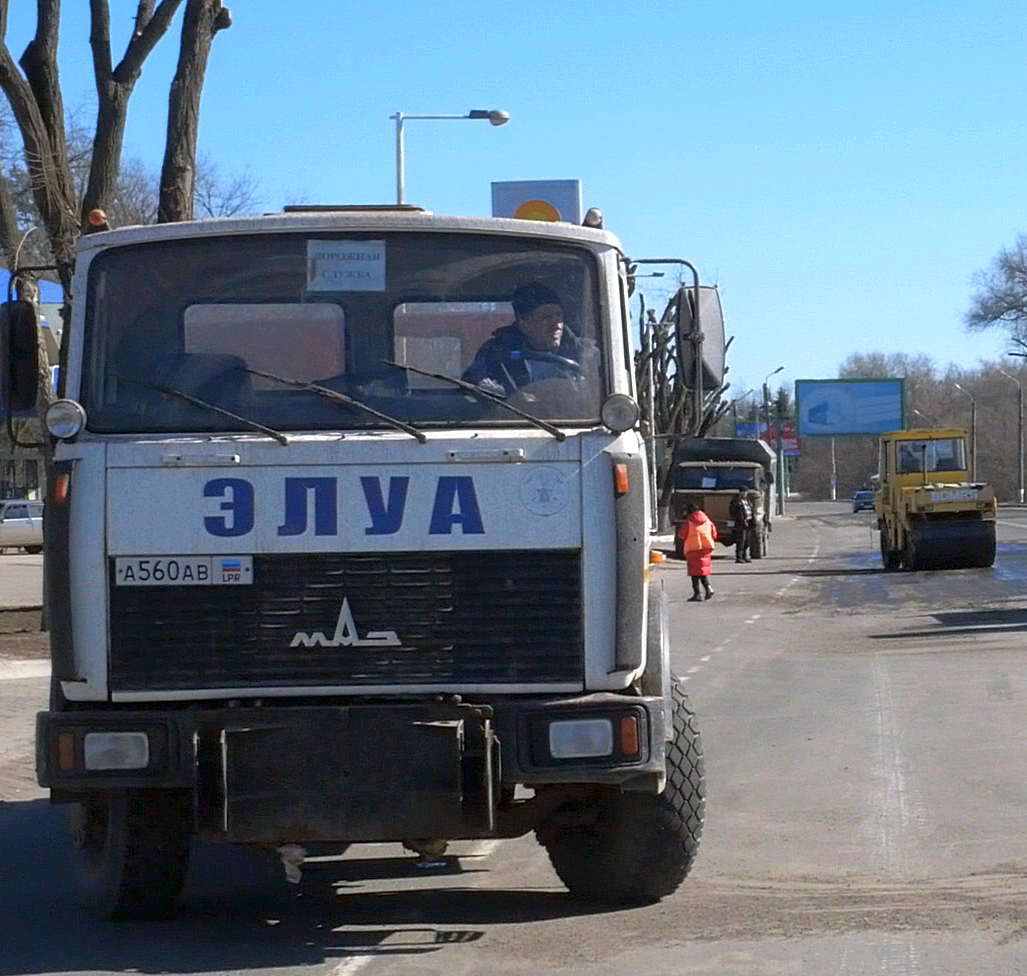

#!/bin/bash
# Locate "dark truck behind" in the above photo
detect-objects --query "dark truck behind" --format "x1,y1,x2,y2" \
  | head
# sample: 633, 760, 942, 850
670, 437, 775, 559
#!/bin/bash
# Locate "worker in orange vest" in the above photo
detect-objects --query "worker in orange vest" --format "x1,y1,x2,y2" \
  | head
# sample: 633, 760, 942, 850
678, 503, 718, 601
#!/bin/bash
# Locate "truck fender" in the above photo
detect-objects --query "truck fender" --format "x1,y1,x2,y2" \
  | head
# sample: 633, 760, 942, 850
640, 579, 673, 741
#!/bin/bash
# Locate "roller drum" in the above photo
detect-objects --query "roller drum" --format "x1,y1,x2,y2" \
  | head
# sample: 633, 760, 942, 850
903, 519, 996, 571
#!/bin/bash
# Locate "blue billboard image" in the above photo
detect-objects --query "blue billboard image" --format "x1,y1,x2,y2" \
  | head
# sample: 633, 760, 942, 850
795, 379, 905, 436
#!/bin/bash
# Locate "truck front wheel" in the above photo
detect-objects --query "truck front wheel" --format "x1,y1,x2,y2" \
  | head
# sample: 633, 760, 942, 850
67, 789, 193, 920
537, 685, 705, 904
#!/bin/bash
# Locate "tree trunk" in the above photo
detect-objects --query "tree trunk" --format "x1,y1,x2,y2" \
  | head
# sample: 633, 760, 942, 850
158, 0, 230, 223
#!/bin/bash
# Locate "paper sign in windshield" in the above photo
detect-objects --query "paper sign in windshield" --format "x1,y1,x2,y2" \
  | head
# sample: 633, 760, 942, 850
307, 240, 385, 292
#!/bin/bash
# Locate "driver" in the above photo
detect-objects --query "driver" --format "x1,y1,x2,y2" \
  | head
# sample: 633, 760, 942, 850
462, 282, 584, 396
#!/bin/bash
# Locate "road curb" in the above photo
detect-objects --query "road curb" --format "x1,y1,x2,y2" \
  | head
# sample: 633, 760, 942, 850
0, 606, 43, 634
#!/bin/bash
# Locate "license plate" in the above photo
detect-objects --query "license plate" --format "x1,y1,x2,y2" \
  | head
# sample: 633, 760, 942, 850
114, 556, 253, 586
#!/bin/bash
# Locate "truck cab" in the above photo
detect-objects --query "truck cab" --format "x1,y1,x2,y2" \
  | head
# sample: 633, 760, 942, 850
3, 207, 708, 917
669, 437, 775, 558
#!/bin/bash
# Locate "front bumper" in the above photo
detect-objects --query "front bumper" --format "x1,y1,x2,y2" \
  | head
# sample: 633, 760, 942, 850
37, 694, 668, 842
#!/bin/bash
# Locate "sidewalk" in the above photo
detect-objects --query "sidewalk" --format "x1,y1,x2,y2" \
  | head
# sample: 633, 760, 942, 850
0, 554, 42, 615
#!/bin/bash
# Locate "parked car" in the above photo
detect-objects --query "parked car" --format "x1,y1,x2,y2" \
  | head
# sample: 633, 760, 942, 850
0, 499, 43, 553
852, 490, 875, 513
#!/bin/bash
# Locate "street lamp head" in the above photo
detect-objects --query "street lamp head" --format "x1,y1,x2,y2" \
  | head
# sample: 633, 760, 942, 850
468, 109, 511, 126
998, 368, 1018, 384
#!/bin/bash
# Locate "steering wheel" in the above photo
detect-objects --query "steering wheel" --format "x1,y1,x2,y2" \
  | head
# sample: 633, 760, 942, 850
517, 349, 584, 377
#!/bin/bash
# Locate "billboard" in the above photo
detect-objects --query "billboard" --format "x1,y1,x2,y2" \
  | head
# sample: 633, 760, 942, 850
735, 421, 801, 455
491, 180, 583, 224
795, 378, 904, 436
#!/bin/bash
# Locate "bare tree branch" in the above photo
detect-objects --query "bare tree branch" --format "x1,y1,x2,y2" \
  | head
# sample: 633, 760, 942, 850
965, 234, 1027, 348
82, 0, 184, 227
158, 0, 231, 222
88, 0, 113, 81
116, 0, 184, 84
135, 1, 157, 36
19, 0, 75, 227
0, 42, 77, 282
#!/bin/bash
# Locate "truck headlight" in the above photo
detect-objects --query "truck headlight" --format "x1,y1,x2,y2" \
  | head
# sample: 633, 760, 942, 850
601, 394, 639, 433
44, 399, 86, 439
83, 732, 149, 770
548, 718, 614, 759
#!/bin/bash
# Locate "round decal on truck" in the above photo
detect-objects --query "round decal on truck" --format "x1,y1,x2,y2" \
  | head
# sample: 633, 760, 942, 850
520, 467, 569, 517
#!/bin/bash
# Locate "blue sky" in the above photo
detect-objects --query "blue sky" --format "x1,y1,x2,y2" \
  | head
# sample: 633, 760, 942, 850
6, 1, 1026, 399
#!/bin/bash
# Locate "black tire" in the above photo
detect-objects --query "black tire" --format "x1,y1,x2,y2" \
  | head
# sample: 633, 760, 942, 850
750, 527, 764, 559
880, 528, 901, 571
23, 545, 42, 554
67, 789, 193, 920
537, 683, 705, 904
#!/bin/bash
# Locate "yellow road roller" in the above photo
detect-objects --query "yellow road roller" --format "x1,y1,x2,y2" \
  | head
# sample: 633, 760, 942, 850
875, 428, 996, 571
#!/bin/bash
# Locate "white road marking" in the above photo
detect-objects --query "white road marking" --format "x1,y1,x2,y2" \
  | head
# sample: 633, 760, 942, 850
328, 959, 373, 976
0, 659, 49, 681
699, 655, 711, 662
325, 838, 502, 976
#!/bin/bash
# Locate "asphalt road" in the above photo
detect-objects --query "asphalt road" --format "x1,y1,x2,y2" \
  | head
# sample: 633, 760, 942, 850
2, 502, 1026, 975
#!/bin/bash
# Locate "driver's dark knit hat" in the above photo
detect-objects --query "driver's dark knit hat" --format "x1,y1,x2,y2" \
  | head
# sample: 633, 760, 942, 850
512, 282, 562, 318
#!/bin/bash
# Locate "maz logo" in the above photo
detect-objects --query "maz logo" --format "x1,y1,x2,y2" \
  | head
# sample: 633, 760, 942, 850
290, 598, 401, 648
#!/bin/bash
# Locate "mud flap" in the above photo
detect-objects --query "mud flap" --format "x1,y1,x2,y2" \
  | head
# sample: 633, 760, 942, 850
213, 706, 496, 843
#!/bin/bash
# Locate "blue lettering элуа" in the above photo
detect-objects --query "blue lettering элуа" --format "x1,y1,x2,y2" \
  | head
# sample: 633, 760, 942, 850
203, 479, 254, 537
278, 477, 338, 536
429, 476, 484, 535
361, 476, 409, 535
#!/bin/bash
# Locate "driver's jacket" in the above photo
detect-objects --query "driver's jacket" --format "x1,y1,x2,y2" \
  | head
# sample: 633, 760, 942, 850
462, 323, 585, 396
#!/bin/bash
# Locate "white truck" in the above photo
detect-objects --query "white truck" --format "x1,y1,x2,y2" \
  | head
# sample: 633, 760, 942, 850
2, 206, 707, 918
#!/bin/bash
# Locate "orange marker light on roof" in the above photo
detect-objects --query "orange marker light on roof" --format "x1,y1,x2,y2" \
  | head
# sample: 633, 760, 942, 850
87, 209, 108, 228
613, 463, 629, 496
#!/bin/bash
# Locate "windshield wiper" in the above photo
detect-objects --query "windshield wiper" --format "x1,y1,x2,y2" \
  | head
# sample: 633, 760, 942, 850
118, 374, 289, 445
382, 360, 566, 442
240, 367, 427, 444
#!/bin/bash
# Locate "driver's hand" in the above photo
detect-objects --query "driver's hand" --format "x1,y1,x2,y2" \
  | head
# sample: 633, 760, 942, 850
477, 377, 506, 398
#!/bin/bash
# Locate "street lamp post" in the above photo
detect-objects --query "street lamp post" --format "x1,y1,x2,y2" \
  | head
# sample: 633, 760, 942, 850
762, 366, 784, 514
999, 368, 1024, 503
729, 389, 756, 436
953, 383, 977, 482
391, 109, 510, 204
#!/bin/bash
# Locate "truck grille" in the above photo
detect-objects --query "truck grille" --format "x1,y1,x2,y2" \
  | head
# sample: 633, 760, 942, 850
108, 550, 582, 692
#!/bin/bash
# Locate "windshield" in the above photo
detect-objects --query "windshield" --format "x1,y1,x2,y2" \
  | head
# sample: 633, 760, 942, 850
80, 232, 604, 435
675, 465, 757, 490
895, 438, 966, 474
